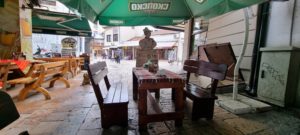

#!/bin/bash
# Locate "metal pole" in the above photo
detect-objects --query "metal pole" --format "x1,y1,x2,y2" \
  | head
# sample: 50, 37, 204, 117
233, 8, 250, 100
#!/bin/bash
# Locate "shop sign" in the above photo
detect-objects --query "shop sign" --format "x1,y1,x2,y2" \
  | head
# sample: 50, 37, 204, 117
130, 2, 170, 12
61, 37, 77, 49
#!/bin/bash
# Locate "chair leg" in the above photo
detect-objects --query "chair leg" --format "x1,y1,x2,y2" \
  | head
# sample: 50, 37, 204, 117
191, 100, 201, 121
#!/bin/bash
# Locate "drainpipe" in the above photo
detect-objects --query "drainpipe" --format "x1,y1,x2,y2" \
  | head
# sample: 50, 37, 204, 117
248, 2, 270, 96
233, 8, 250, 100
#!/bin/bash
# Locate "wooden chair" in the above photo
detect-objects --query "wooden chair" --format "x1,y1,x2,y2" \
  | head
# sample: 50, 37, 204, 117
0, 63, 10, 91
183, 60, 227, 120
8, 61, 70, 101
87, 61, 128, 128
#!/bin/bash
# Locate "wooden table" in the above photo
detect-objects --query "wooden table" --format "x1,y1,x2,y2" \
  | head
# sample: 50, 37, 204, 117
132, 67, 185, 129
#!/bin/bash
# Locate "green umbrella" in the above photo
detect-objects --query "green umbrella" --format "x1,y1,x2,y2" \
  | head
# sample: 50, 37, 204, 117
32, 9, 92, 37
58, 0, 267, 26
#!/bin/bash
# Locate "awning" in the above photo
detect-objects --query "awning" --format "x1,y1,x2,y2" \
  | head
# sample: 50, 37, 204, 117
32, 9, 92, 37
155, 42, 177, 49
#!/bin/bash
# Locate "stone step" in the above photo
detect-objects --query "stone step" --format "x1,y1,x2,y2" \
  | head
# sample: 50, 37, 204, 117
216, 93, 272, 114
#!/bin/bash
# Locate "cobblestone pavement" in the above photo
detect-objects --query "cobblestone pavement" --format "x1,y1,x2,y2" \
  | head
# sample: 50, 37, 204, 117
1, 60, 300, 135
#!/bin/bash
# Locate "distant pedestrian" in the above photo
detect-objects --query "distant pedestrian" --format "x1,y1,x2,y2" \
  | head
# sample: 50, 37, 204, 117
168, 49, 175, 63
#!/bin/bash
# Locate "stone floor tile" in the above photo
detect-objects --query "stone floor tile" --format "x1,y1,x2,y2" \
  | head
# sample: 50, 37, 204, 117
68, 108, 90, 116
80, 118, 101, 130
43, 112, 69, 121
29, 121, 62, 135
64, 115, 86, 125
86, 105, 101, 119
214, 112, 239, 120
254, 128, 277, 135
52, 122, 81, 135
224, 118, 267, 135
148, 122, 170, 134
207, 119, 243, 135
77, 129, 103, 135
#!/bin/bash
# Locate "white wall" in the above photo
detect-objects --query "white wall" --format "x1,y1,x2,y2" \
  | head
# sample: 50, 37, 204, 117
266, 0, 295, 47
120, 27, 144, 42
32, 34, 82, 56
292, 0, 300, 47
104, 26, 149, 47
266, 0, 300, 47
152, 34, 178, 42
104, 28, 114, 46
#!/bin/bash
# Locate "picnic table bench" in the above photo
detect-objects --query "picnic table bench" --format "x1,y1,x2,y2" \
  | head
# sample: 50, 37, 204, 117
87, 61, 128, 128
35, 57, 82, 78
8, 61, 70, 101
183, 60, 227, 120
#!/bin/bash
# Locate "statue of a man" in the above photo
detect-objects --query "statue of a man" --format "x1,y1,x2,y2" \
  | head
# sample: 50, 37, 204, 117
139, 27, 156, 50
136, 27, 158, 67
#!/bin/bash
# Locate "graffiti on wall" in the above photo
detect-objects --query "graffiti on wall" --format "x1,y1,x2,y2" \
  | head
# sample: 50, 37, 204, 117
262, 62, 285, 86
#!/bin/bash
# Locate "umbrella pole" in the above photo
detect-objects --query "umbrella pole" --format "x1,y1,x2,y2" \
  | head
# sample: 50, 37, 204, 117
233, 8, 250, 100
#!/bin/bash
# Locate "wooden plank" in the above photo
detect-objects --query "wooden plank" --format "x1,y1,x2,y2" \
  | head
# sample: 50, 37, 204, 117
113, 83, 122, 103
43, 61, 66, 69
207, 19, 257, 40
104, 84, 117, 104
89, 62, 107, 74
207, 30, 256, 46
92, 68, 108, 85
120, 82, 129, 103
184, 60, 227, 80
147, 91, 162, 115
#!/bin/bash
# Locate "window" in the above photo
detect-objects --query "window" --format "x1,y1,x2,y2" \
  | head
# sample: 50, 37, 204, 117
106, 35, 111, 42
113, 34, 118, 42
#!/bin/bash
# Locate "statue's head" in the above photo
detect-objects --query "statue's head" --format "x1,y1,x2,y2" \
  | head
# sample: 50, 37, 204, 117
143, 27, 152, 38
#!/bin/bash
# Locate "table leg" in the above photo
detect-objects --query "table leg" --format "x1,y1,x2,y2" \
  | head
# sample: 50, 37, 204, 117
133, 72, 138, 100
175, 87, 184, 126
138, 88, 147, 128
171, 88, 175, 101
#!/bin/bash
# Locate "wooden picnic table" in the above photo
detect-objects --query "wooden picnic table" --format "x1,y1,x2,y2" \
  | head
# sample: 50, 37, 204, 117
34, 57, 83, 77
0, 60, 46, 91
132, 67, 185, 129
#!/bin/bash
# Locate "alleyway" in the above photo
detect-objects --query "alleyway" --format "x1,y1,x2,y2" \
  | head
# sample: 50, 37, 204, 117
1, 60, 300, 135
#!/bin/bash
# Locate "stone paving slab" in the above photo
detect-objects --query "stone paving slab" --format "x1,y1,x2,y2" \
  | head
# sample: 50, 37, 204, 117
217, 93, 272, 114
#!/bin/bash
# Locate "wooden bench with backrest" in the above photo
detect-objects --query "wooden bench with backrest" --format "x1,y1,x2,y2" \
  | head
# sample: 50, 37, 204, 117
0, 63, 10, 91
183, 60, 227, 120
87, 61, 128, 128
8, 61, 70, 101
